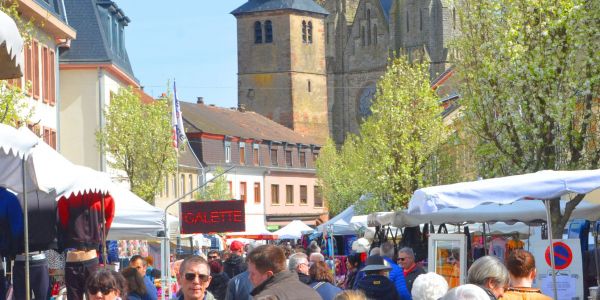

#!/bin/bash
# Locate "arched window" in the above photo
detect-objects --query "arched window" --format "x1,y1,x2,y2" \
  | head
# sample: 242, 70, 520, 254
361, 26, 365, 46
265, 20, 273, 43
254, 21, 263, 44
373, 24, 377, 45
367, 9, 371, 45
307, 21, 313, 44
302, 21, 307, 43
420, 9, 423, 31
308, 80, 311, 92
406, 11, 409, 32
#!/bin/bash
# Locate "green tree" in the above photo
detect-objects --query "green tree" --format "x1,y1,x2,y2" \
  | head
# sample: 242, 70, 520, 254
317, 57, 448, 214
194, 167, 230, 201
455, 0, 600, 237
96, 87, 176, 204
0, 1, 35, 126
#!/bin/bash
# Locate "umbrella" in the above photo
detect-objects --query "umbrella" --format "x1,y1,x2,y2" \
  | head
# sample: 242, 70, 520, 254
407, 169, 600, 299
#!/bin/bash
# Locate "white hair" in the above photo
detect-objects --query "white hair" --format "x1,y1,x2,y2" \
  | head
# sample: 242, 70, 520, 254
411, 272, 449, 300
309, 252, 325, 262
440, 284, 490, 300
288, 252, 308, 271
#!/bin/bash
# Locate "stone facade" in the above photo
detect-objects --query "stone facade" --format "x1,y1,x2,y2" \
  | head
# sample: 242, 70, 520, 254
235, 10, 329, 144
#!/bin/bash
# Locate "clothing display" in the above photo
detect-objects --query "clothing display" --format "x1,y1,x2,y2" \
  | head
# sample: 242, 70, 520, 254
13, 256, 50, 300
64, 257, 98, 300
0, 188, 24, 258
45, 249, 66, 270
489, 237, 507, 263
57, 193, 114, 251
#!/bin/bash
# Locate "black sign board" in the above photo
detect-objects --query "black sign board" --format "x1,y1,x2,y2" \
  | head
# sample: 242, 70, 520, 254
180, 200, 245, 234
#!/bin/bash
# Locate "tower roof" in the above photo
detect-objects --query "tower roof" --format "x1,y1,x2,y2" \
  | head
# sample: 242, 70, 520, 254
231, 0, 329, 16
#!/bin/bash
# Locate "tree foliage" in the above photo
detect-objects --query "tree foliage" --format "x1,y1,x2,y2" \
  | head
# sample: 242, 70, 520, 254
317, 57, 448, 214
194, 167, 230, 201
455, 0, 600, 237
96, 87, 176, 204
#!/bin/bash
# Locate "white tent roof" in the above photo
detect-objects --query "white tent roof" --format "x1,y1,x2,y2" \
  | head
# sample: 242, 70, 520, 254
408, 169, 600, 214
316, 205, 357, 235
399, 199, 600, 227
0, 10, 23, 79
107, 185, 166, 240
274, 220, 313, 240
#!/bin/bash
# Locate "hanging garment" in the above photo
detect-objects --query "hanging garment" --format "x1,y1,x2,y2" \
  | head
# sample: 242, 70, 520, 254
57, 193, 114, 251
488, 237, 507, 263
12, 255, 50, 300
64, 257, 98, 300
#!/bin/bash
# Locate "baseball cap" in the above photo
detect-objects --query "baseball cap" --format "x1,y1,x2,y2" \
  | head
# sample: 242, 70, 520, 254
230, 241, 244, 252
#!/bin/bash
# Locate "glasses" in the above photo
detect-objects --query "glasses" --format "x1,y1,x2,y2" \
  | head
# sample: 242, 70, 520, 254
184, 273, 210, 283
208, 256, 219, 259
88, 287, 113, 295
397, 257, 407, 261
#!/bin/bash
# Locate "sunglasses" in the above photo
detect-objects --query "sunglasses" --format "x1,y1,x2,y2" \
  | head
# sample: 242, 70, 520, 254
208, 256, 219, 259
88, 287, 113, 295
184, 273, 210, 282
397, 257, 407, 261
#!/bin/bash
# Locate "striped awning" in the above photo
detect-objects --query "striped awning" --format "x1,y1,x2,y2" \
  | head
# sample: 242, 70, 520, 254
0, 10, 24, 79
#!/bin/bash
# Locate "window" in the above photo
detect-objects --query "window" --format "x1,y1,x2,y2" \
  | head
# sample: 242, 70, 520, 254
374, 24, 377, 45
32, 40, 40, 99
181, 174, 186, 197
285, 150, 293, 167
406, 11, 409, 32
225, 142, 231, 163
302, 21, 307, 43
42, 46, 49, 103
24, 44, 32, 95
254, 21, 263, 44
254, 182, 261, 203
367, 9, 371, 45
240, 182, 247, 203
253, 145, 259, 165
270, 148, 278, 166
420, 9, 423, 31
42, 127, 56, 149
271, 184, 280, 205
189, 175, 194, 197
361, 26, 365, 46
300, 185, 307, 205
172, 175, 177, 198
299, 151, 307, 168
286, 185, 294, 204
240, 143, 245, 165
314, 186, 323, 207
313, 151, 319, 162
265, 20, 273, 43
308, 80, 311, 92
49, 49, 55, 106
307, 21, 313, 44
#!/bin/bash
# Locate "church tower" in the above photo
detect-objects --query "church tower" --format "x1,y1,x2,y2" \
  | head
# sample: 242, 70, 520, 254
232, 0, 330, 143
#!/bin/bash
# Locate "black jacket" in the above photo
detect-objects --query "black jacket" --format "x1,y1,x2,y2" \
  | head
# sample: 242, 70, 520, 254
298, 272, 312, 284
251, 270, 321, 300
404, 266, 426, 293
208, 271, 230, 300
223, 254, 247, 279
356, 274, 401, 300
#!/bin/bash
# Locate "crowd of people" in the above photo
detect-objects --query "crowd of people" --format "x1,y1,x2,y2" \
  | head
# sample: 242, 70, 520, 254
81, 240, 552, 300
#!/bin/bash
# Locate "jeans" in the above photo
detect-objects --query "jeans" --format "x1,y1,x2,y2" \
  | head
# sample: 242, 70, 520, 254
65, 257, 98, 300
13, 258, 49, 300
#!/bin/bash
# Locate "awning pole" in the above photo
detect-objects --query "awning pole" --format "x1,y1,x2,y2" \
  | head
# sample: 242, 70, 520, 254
22, 159, 30, 300
544, 199, 558, 300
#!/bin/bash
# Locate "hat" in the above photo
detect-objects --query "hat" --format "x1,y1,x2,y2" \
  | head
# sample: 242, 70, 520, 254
230, 241, 244, 252
360, 255, 391, 272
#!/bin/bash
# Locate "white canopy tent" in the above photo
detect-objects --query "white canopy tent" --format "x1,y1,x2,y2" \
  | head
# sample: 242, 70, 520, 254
406, 169, 600, 299
274, 220, 314, 240
0, 10, 23, 79
316, 205, 357, 235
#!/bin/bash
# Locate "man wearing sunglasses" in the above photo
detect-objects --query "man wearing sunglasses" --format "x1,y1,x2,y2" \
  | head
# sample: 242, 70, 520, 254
397, 247, 425, 293
177, 256, 215, 300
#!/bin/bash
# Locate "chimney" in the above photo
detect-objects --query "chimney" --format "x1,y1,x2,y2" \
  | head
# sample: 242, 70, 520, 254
197, 97, 204, 104
238, 103, 246, 112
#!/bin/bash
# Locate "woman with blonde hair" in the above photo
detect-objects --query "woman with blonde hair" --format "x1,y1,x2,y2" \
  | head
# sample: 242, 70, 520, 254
334, 290, 367, 300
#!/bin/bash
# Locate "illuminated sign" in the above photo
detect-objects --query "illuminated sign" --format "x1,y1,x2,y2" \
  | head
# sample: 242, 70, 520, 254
180, 200, 245, 234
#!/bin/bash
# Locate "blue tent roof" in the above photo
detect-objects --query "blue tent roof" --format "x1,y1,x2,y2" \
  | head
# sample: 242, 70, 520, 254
232, 0, 329, 16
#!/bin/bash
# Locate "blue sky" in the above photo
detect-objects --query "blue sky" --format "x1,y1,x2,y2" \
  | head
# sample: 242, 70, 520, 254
117, 1, 247, 108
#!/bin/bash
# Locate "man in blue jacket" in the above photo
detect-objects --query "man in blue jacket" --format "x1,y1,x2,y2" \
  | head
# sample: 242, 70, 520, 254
381, 242, 412, 300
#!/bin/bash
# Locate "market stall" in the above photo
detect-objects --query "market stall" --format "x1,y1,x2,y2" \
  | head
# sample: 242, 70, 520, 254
274, 220, 313, 240
407, 169, 600, 299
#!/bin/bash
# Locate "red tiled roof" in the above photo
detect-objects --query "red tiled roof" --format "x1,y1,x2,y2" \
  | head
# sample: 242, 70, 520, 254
180, 102, 321, 146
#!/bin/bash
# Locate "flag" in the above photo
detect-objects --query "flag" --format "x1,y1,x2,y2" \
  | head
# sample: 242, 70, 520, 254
172, 81, 186, 148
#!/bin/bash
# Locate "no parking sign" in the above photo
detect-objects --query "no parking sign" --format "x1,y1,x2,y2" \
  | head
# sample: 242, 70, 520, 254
545, 241, 573, 270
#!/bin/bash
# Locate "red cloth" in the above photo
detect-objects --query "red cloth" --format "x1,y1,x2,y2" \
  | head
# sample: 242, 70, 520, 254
57, 192, 114, 250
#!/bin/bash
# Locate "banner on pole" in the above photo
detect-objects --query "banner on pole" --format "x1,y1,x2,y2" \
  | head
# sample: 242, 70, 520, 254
180, 200, 245, 234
